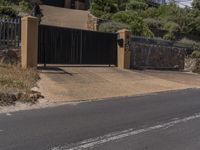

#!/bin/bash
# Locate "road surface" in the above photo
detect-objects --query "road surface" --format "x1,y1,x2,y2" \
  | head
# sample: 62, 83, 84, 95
1, 88, 200, 150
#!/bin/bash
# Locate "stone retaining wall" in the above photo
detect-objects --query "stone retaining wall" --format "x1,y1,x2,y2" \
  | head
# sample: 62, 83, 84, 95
87, 13, 98, 31
130, 43, 186, 70
185, 58, 200, 73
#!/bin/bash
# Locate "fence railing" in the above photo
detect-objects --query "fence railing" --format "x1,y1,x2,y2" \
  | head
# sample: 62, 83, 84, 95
0, 17, 21, 49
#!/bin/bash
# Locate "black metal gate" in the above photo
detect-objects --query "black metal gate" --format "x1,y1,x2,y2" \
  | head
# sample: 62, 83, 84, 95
42, 0, 65, 7
38, 25, 117, 65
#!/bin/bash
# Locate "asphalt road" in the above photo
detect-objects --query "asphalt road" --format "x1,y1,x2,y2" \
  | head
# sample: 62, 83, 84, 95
1, 88, 200, 150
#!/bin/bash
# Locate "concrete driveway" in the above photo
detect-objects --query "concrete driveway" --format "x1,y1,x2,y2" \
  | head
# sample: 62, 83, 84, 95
38, 67, 200, 102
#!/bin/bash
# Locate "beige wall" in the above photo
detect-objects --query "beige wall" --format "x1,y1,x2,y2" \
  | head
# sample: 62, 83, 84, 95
21, 16, 39, 68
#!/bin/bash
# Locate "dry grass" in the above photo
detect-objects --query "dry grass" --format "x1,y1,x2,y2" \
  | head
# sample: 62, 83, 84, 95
0, 63, 39, 93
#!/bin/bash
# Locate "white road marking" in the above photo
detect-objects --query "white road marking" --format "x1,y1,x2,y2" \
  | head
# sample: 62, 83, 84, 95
52, 113, 200, 150
6, 113, 12, 116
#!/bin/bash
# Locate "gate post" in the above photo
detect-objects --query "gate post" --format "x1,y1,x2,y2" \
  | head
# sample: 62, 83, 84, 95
117, 29, 131, 69
21, 16, 39, 68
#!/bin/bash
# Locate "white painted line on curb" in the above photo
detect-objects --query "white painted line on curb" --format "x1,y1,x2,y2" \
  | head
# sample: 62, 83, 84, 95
51, 113, 200, 150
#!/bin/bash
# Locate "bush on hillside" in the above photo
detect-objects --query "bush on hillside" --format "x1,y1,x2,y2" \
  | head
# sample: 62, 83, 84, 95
178, 38, 197, 45
142, 7, 160, 18
112, 11, 139, 24
0, 6, 17, 17
130, 19, 154, 37
90, 0, 119, 18
191, 51, 200, 58
98, 21, 130, 33
143, 18, 162, 29
163, 21, 181, 33
111, 10, 154, 36
19, 0, 32, 12
163, 32, 176, 41
127, 0, 148, 10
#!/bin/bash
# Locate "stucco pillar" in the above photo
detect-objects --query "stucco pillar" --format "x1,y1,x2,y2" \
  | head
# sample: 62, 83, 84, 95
75, 0, 86, 10
21, 16, 39, 68
64, 0, 71, 8
117, 29, 131, 69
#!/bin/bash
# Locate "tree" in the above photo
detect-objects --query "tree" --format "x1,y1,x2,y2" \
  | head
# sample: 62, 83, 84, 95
126, 0, 148, 11
192, 0, 200, 10
112, 11, 153, 36
112, 10, 139, 24
0, 0, 40, 17
90, 0, 200, 41
0, 6, 17, 18
90, 0, 119, 18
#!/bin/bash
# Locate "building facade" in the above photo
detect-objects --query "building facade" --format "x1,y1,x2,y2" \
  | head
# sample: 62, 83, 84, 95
42, 0, 90, 10
150, 0, 166, 4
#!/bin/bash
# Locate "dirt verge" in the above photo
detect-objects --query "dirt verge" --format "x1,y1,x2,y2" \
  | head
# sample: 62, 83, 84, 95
0, 63, 43, 106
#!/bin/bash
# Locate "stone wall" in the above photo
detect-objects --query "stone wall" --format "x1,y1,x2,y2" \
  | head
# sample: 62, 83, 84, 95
87, 13, 98, 31
185, 57, 200, 73
130, 43, 186, 70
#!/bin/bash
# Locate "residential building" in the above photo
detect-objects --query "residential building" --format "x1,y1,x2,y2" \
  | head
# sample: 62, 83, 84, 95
42, 0, 91, 10
146, 0, 166, 5
151, 0, 166, 4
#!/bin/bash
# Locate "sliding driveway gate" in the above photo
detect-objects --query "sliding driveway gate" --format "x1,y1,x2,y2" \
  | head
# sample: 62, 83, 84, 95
38, 25, 117, 65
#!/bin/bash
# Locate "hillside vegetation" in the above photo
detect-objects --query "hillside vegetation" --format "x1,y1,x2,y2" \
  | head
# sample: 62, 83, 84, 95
0, 0, 40, 17
90, 0, 200, 41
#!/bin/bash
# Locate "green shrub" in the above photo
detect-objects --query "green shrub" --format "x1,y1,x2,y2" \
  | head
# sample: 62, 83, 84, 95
19, 0, 31, 12
191, 50, 200, 58
178, 38, 197, 45
0, 6, 17, 17
163, 21, 181, 33
192, 0, 200, 10
142, 24, 154, 37
142, 7, 160, 18
0, 0, 10, 6
130, 19, 154, 37
163, 32, 176, 41
127, 1, 148, 10
143, 18, 162, 29
112, 10, 139, 24
111, 10, 154, 36
90, 9, 105, 18
98, 21, 130, 33
90, 0, 119, 18
100, 13, 113, 20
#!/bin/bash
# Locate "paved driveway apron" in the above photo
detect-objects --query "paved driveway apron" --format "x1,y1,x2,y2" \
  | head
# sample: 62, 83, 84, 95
38, 67, 200, 102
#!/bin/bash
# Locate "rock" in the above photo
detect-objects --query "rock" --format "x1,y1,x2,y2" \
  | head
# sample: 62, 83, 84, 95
0, 92, 17, 106
29, 92, 44, 103
31, 87, 39, 92
185, 58, 200, 73
0, 49, 19, 64
0, 90, 44, 106
193, 59, 200, 73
